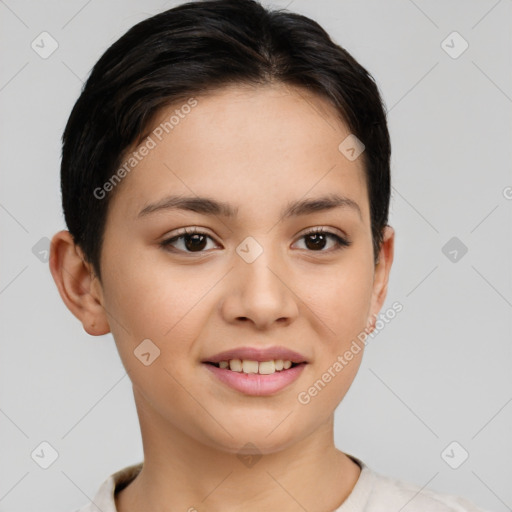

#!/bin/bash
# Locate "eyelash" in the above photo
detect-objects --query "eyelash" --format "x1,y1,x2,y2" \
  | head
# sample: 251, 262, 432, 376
159, 227, 351, 254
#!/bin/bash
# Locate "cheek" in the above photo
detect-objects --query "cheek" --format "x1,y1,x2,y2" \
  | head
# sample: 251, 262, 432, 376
305, 253, 374, 343
102, 240, 210, 335
295, 262, 371, 418
102, 261, 206, 411
101, 248, 229, 399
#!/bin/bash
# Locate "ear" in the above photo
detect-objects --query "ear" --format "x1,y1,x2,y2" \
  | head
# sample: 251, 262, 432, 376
49, 230, 110, 336
367, 225, 395, 332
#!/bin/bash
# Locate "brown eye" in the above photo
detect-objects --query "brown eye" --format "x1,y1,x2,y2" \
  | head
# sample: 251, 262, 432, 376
160, 228, 218, 253
295, 228, 351, 252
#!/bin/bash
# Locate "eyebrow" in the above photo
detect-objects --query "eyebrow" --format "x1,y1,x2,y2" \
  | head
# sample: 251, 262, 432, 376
137, 193, 362, 221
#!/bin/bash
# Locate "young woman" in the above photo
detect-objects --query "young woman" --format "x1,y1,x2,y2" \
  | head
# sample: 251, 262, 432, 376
50, 1, 490, 510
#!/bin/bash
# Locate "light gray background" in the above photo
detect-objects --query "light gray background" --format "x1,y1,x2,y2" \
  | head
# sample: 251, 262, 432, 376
1, 0, 511, 511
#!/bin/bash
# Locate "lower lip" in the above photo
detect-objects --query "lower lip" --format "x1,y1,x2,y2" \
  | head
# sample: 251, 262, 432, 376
203, 363, 307, 396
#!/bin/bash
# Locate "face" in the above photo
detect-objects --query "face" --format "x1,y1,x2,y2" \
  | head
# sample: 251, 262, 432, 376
60, 83, 393, 455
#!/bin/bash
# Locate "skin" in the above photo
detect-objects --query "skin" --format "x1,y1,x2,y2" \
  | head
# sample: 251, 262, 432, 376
50, 82, 394, 512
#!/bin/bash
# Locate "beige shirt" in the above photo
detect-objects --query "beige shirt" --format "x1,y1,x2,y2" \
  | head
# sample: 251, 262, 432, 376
74, 454, 492, 512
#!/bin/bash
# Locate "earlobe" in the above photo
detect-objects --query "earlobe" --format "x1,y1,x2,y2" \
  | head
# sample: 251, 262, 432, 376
368, 225, 395, 324
49, 230, 110, 336
366, 314, 376, 334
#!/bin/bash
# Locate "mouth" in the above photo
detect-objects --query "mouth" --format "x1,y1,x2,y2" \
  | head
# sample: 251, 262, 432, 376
200, 346, 309, 395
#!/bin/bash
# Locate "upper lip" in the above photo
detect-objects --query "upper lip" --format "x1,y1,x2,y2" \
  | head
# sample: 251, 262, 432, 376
202, 346, 309, 364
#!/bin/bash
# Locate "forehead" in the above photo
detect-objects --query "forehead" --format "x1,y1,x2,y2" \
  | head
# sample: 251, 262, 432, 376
108, 83, 369, 224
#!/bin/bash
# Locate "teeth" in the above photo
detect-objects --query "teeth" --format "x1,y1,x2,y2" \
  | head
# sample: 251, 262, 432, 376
242, 360, 259, 373
217, 359, 296, 374
229, 359, 243, 372
258, 360, 275, 375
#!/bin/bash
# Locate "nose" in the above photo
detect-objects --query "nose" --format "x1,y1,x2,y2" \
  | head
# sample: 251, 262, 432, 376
220, 245, 299, 330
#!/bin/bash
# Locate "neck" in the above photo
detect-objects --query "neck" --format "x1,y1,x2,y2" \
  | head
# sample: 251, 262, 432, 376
115, 388, 361, 512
